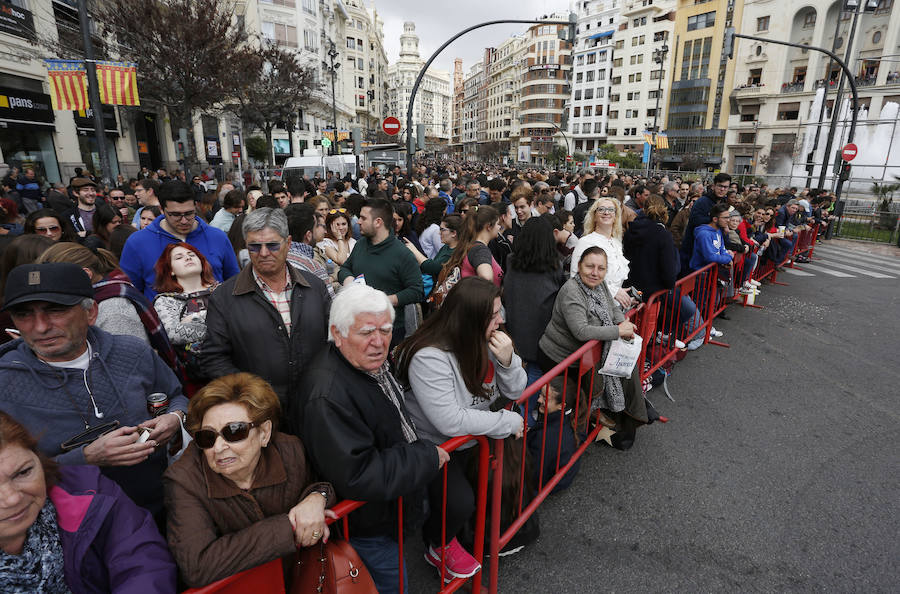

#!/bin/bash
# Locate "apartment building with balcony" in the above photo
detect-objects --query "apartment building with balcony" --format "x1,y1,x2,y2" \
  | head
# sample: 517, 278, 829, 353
518, 14, 573, 165
568, 0, 619, 155
606, 0, 676, 153
481, 35, 527, 161
462, 61, 483, 158
725, 0, 899, 178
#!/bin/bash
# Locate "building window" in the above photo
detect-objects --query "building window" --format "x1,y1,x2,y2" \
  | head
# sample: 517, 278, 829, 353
687, 11, 716, 31
777, 102, 800, 120
576, 72, 583, 83
739, 132, 756, 144
347, 38, 356, 49
613, 57, 623, 67
302, 0, 316, 14
803, 11, 816, 28
650, 69, 665, 80
585, 71, 595, 82
872, 31, 882, 44
757, 16, 769, 32
303, 29, 318, 51
748, 68, 762, 85
615, 39, 624, 50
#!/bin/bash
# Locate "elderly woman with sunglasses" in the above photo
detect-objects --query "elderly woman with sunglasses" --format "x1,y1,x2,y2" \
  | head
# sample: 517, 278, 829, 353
164, 372, 336, 588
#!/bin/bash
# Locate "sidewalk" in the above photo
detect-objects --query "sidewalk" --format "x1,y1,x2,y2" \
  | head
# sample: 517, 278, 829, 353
826, 238, 900, 259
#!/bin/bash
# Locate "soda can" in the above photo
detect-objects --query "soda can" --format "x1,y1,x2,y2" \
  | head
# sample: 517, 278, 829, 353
146, 392, 170, 417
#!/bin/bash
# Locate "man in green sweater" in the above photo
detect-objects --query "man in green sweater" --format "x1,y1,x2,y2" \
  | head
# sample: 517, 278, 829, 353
339, 198, 424, 346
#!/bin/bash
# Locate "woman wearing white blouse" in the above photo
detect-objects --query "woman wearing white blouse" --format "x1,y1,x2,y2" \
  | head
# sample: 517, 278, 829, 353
570, 197, 636, 309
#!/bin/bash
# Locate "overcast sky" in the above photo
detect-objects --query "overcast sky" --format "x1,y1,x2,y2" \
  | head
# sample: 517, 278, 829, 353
375, 0, 573, 76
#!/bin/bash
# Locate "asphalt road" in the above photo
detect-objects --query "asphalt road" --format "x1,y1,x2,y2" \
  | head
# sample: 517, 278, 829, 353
410, 241, 900, 593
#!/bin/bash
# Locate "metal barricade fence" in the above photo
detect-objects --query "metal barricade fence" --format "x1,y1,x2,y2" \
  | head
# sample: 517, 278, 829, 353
182, 434, 491, 594
185, 225, 824, 594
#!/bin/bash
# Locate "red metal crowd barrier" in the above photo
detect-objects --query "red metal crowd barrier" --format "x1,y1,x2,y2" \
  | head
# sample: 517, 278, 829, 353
182, 434, 491, 594
183, 224, 824, 594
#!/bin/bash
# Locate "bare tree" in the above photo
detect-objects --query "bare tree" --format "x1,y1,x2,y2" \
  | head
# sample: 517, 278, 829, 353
226, 45, 318, 167
93, 0, 259, 173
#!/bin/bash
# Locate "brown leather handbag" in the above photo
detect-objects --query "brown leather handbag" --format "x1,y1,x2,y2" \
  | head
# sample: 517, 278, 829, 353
291, 540, 377, 594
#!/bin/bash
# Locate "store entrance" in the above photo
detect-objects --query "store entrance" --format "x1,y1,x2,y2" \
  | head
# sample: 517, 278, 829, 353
135, 111, 162, 170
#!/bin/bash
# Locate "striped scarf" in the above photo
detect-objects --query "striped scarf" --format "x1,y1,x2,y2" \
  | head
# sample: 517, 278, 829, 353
93, 269, 186, 383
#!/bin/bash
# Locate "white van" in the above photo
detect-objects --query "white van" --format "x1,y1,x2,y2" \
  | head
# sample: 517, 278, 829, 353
281, 150, 358, 189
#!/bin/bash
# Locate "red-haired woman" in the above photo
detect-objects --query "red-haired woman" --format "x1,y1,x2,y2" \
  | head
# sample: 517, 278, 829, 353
152, 242, 218, 385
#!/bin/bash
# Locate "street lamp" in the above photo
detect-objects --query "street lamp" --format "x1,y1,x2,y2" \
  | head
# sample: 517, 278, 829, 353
647, 42, 669, 175
324, 41, 341, 156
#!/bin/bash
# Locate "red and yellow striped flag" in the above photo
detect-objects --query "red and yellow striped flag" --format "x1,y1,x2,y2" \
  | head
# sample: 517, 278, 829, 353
96, 61, 140, 106
44, 60, 89, 111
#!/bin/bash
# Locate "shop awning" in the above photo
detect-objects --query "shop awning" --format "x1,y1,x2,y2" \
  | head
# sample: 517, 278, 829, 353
590, 30, 614, 40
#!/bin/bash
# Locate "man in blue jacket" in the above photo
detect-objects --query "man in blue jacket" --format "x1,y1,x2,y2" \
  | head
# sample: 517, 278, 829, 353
690, 202, 735, 271
119, 180, 239, 299
680, 172, 731, 275
0, 262, 188, 519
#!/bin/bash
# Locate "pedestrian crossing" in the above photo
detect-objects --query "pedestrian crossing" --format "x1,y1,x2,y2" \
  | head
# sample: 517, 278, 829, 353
779, 243, 900, 280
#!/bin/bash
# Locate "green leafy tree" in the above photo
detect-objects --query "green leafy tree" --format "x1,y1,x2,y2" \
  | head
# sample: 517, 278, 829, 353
245, 137, 269, 164
94, 0, 260, 174
547, 144, 568, 166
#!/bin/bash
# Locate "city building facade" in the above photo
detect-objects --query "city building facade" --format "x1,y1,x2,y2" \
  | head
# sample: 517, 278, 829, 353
568, 0, 618, 155
659, 0, 743, 169
607, 0, 676, 153
481, 36, 527, 162
386, 22, 452, 152
518, 14, 573, 165
462, 61, 483, 159
725, 0, 900, 181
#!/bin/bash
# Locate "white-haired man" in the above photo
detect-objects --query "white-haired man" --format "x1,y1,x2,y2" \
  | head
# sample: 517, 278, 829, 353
292, 284, 448, 594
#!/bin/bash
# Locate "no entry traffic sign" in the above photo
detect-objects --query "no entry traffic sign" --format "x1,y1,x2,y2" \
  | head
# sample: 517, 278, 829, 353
841, 143, 858, 162
382, 117, 401, 136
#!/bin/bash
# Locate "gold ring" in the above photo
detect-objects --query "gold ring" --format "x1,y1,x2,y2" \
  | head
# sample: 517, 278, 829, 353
312, 530, 321, 539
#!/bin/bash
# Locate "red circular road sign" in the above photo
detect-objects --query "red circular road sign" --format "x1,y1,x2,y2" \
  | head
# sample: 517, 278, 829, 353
382, 117, 401, 136
841, 143, 858, 161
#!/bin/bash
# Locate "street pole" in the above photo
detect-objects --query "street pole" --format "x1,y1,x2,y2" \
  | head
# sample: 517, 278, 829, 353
647, 43, 668, 176
806, 11, 845, 188
404, 14, 577, 176
731, 31, 859, 240
76, 0, 112, 186
327, 42, 340, 156
816, 7, 861, 190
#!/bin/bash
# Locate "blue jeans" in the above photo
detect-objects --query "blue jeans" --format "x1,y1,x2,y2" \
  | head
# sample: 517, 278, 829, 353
349, 535, 409, 594
520, 360, 545, 427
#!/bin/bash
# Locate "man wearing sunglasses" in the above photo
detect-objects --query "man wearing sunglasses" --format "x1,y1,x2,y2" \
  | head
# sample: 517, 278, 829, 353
202, 208, 330, 410
120, 180, 240, 300
0, 262, 188, 520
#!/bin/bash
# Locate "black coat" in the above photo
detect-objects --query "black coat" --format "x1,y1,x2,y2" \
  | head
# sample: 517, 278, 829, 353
291, 345, 440, 538
623, 213, 679, 297
201, 263, 330, 409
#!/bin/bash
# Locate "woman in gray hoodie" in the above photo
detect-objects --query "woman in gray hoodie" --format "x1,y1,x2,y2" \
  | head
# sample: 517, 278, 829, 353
396, 277, 525, 582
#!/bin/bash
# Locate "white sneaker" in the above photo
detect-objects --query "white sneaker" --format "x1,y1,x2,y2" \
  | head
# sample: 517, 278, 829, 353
657, 332, 686, 349
710, 327, 724, 338
748, 279, 761, 287
686, 336, 705, 350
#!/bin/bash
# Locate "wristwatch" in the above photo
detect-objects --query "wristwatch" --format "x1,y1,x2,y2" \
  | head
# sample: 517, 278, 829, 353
318, 491, 329, 502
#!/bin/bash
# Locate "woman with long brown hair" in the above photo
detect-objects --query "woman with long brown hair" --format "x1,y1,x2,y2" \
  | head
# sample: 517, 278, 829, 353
396, 277, 525, 582
440, 204, 503, 286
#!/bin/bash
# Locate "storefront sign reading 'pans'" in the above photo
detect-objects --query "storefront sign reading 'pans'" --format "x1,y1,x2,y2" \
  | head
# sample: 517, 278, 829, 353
0, 87, 54, 127
0, 4, 36, 41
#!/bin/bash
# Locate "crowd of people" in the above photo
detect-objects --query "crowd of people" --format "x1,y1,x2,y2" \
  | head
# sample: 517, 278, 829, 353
0, 160, 832, 593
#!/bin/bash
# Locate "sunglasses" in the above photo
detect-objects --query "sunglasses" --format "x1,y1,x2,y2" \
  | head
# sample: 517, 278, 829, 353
329, 208, 347, 214
247, 241, 284, 253
36, 225, 61, 234
194, 421, 256, 449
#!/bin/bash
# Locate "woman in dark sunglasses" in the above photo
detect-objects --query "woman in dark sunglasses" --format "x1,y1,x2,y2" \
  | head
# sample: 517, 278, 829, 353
163, 373, 336, 587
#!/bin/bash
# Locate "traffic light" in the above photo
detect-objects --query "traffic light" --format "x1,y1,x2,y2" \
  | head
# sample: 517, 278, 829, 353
839, 161, 852, 182
416, 124, 426, 152
351, 127, 362, 155
558, 12, 577, 43
723, 27, 735, 60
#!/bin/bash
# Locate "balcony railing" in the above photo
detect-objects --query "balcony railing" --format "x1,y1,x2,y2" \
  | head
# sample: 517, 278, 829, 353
855, 75, 877, 87
780, 81, 805, 94
732, 84, 763, 95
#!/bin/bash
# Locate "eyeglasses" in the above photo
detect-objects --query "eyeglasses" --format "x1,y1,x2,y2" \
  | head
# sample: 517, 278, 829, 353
166, 210, 195, 220
329, 208, 347, 214
247, 240, 285, 253
715, 184, 730, 190
193, 421, 256, 449
36, 225, 61, 234
596, 207, 616, 214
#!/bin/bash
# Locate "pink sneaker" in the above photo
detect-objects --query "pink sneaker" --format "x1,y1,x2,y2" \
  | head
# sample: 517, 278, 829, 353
424, 538, 482, 580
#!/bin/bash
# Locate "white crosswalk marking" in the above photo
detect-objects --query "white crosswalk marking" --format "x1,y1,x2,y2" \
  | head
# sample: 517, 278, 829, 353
797, 263, 856, 277
812, 257, 896, 278
780, 268, 815, 277
815, 246, 900, 269
814, 253, 900, 275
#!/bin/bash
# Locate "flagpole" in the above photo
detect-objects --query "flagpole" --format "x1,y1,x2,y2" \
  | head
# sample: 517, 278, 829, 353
77, 0, 112, 187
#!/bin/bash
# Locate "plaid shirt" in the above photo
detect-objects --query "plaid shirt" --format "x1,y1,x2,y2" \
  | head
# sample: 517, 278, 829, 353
253, 267, 293, 334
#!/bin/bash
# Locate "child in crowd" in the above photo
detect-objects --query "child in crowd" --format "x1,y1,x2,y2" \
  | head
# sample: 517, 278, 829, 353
527, 377, 582, 494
